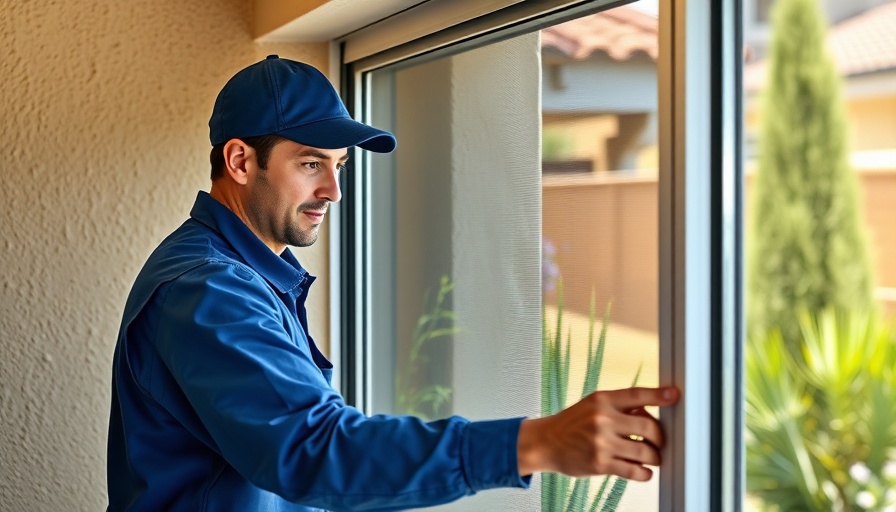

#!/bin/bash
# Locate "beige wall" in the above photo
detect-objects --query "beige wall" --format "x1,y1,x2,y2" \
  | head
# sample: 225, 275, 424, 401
543, 114, 619, 171
544, 168, 896, 332
0, 1, 329, 509
543, 174, 659, 333
746, 92, 896, 153
847, 95, 896, 152
862, 170, 896, 317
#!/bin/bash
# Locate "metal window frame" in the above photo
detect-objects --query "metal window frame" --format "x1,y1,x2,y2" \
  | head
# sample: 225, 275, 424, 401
335, 0, 744, 509
658, 0, 743, 510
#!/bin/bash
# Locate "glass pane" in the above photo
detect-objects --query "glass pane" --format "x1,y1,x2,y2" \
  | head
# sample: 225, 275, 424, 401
369, 34, 542, 512
541, 2, 660, 510
366, 2, 661, 510
743, 0, 896, 510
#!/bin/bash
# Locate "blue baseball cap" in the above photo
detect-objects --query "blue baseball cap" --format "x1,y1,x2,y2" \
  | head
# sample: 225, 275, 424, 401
209, 55, 396, 153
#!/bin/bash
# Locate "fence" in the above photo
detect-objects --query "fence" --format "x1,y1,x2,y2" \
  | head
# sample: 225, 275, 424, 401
543, 165, 896, 331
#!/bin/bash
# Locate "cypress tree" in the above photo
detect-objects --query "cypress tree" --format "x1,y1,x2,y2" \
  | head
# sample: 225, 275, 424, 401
747, 0, 873, 345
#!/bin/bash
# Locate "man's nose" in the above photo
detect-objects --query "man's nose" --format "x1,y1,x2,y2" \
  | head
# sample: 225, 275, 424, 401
320, 167, 342, 203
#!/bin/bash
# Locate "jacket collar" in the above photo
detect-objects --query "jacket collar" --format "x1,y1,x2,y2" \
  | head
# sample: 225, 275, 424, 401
189, 191, 310, 295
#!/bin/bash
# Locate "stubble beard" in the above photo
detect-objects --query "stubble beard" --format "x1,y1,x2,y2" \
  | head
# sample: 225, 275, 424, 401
285, 222, 319, 247
285, 199, 329, 247
250, 171, 323, 248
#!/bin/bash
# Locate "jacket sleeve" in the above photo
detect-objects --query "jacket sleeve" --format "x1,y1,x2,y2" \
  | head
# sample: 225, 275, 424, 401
153, 261, 530, 511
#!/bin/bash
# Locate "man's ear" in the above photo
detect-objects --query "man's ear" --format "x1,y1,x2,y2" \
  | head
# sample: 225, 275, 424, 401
222, 139, 255, 185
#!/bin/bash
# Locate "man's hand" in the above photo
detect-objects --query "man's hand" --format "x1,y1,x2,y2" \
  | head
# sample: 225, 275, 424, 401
517, 386, 679, 481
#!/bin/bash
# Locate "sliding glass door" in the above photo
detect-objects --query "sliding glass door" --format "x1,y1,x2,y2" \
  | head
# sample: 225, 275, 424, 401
336, 1, 743, 510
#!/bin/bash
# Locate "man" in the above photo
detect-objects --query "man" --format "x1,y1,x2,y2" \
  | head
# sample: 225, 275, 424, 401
107, 55, 679, 511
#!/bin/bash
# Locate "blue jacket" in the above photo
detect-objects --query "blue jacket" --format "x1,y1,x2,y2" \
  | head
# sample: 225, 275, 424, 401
107, 191, 529, 511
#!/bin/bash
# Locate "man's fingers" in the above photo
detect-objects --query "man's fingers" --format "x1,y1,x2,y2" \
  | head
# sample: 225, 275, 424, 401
602, 458, 654, 482
606, 412, 664, 449
601, 386, 679, 410
602, 435, 662, 479
626, 406, 655, 418
531, 386, 680, 479
615, 436, 662, 467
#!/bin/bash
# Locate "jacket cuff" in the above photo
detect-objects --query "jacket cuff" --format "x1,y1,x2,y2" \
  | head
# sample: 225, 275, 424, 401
461, 417, 532, 492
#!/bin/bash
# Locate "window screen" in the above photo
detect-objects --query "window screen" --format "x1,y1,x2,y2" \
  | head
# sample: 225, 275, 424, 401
362, 3, 663, 510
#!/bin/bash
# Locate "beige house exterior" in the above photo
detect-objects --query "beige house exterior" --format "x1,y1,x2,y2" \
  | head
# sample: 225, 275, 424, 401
744, 1, 896, 155
744, 1, 896, 315
542, 3, 896, 324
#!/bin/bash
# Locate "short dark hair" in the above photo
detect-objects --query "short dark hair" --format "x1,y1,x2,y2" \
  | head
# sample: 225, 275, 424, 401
209, 134, 287, 181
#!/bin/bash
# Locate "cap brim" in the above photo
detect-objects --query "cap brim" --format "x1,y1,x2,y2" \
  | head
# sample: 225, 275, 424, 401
275, 117, 396, 153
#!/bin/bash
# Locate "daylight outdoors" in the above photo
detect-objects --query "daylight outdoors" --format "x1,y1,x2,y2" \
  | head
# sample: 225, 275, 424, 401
540, 3, 661, 510
742, 0, 896, 510
364, 0, 895, 510
543, 0, 896, 509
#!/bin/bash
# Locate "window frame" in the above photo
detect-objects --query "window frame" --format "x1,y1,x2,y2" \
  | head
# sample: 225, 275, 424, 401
658, 0, 744, 509
333, 0, 744, 509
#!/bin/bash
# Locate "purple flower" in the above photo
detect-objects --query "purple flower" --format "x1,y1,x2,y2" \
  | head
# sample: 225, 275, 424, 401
543, 239, 561, 293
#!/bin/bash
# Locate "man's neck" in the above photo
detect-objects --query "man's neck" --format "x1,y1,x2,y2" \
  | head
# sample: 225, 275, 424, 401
208, 183, 286, 255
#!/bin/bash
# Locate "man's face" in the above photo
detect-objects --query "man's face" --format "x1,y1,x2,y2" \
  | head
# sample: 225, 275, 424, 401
245, 139, 346, 249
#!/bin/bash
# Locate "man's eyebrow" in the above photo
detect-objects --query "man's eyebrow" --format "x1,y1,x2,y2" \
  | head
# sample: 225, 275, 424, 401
297, 148, 350, 162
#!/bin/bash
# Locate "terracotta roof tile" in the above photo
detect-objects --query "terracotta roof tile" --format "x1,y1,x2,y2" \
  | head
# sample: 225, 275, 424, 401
830, 2, 896, 76
541, 6, 658, 62
745, 2, 896, 91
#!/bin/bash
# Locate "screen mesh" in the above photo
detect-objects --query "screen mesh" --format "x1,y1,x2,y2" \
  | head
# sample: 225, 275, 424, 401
366, 5, 660, 509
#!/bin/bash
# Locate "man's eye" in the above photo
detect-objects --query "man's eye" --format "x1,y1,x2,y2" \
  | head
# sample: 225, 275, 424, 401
337, 164, 348, 173
304, 161, 320, 170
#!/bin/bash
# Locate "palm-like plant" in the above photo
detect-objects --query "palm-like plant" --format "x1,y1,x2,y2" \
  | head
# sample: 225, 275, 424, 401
396, 275, 458, 419
746, 309, 896, 511
542, 284, 641, 511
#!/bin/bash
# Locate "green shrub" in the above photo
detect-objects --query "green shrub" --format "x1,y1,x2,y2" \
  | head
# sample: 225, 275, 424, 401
395, 275, 457, 419
746, 309, 896, 510
541, 284, 641, 511
747, 0, 873, 347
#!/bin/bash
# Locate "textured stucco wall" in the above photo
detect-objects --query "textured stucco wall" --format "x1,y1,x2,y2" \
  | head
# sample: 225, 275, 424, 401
0, 1, 330, 509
